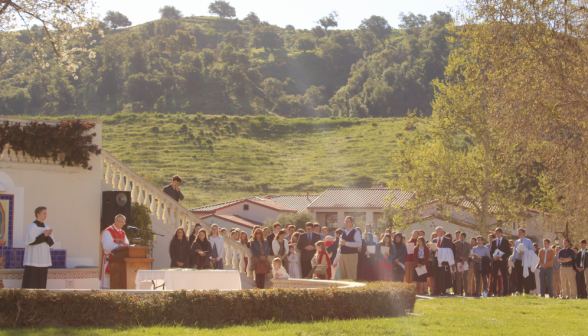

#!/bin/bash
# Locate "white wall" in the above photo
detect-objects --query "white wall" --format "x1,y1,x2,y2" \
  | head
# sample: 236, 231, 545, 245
310, 208, 378, 228
0, 120, 103, 268
202, 216, 253, 235
215, 201, 280, 224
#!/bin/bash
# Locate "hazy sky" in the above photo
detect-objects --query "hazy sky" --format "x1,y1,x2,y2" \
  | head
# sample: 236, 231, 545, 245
93, 0, 463, 30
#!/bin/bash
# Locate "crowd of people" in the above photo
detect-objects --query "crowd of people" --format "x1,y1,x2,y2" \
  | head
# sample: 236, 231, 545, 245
169, 215, 588, 296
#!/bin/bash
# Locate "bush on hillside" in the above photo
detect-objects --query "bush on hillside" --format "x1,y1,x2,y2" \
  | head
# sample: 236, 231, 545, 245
0, 282, 415, 327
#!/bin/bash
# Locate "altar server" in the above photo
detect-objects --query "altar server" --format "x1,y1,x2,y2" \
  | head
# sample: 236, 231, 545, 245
22, 206, 54, 289
99, 214, 129, 289
433, 226, 455, 296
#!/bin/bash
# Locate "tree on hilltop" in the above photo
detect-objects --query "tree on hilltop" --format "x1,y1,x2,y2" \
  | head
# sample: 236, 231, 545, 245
359, 15, 391, 43
250, 26, 283, 52
159, 6, 183, 20
103, 11, 132, 29
208, 1, 236, 19
318, 11, 339, 31
244, 12, 260, 26
311, 26, 326, 40
295, 37, 315, 52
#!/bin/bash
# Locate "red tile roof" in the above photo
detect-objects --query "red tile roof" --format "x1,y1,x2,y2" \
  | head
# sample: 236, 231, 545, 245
190, 196, 297, 213
201, 214, 264, 230
307, 188, 415, 209
263, 195, 319, 212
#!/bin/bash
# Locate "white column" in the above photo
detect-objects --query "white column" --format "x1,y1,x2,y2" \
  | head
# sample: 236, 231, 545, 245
124, 173, 131, 191
150, 193, 157, 213
111, 164, 119, 189
137, 184, 145, 204
242, 253, 248, 275
104, 160, 112, 184
142, 188, 150, 206
156, 199, 163, 219
117, 169, 125, 190
131, 181, 138, 201
162, 202, 169, 223
169, 206, 176, 226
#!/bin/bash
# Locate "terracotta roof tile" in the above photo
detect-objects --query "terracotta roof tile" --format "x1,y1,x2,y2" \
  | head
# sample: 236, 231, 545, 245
190, 196, 297, 213
263, 195, 319, 212
308, 188, 415, 209
201, 214, 263, 229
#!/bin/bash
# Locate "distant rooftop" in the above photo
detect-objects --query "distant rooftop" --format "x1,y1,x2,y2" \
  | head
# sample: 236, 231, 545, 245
308, 188, 415, 209
202, 214, 263, 230
190, 196, 297, 213
263, 194, 319, 212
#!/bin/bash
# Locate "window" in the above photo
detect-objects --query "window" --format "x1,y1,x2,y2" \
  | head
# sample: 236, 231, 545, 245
316, 212, 338, 231
243, 204, 249, 211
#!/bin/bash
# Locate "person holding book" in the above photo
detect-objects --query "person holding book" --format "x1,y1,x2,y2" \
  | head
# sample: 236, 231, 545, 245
454, 232, 471, 296
311, 241, 331, 280
404, 230, 418, 283
361, 232, 380, 281
413, 237, 430, 294
191, 229, 212, 269
391, 233, 407, 282
379, 233, 395, 281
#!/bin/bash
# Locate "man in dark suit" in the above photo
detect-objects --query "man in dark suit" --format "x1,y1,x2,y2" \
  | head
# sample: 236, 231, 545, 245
490, 227, 511, 296
432, 226, 454, 296
163, 175, 184, 202
297, 222, 321, 278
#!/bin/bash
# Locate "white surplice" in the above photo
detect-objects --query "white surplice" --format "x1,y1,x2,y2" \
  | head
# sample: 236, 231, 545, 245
23, 222, 54, 267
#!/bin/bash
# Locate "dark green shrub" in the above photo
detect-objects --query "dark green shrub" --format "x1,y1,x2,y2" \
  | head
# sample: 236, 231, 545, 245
0, 282, 415, 327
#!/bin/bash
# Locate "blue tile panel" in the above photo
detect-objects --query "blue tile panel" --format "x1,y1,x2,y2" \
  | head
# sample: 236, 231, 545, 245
0, 194, 14, 247
0, 248, 66, 269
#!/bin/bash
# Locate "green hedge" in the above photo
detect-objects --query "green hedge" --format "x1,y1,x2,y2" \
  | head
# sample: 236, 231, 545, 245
0, 282, 415, 327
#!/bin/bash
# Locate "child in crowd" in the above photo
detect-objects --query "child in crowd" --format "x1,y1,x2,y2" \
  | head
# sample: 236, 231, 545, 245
287, 244, 301, 278
272, 258, 290, 279
311, 241, 332, 280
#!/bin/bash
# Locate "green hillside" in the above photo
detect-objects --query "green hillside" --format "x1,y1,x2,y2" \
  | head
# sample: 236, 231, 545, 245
98, 113, 426, 209
0, 11, 454, 118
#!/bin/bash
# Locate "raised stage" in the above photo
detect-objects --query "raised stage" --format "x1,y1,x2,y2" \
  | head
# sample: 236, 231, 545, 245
0, 267, 100, 289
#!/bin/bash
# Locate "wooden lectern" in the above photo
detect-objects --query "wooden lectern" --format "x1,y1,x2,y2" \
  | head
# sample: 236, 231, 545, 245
107, 246, 154, 289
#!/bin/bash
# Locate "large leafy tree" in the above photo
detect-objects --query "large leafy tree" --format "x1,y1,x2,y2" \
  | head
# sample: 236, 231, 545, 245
208, 1, 236, 19
359, 15, 391, 43
450, 0, 588, 239
159, 6, 182, 20
318, 11, 338, 31
103, 11, 132, 29
249, 26, 283, 52
0, 0, 102, 77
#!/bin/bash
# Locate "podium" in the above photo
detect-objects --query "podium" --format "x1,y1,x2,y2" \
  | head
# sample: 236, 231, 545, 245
107, 246, 154, 289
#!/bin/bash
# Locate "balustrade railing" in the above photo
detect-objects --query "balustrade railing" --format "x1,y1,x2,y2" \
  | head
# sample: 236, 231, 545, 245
100, 150, 253, 277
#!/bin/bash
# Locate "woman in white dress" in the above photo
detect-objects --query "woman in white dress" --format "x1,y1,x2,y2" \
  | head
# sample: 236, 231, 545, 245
287, 244, 301, 278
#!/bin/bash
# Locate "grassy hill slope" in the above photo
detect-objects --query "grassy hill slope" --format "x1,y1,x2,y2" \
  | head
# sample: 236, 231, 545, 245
99, 113, 426, 209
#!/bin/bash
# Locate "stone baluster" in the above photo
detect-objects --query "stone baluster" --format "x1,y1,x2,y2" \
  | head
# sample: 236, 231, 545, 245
150, 192, 157, 213
232, 246, 239, 270
137, 184, 144, 204
169, 206, 175, 226
224, 245, 231, 266
156, 199, 163, 219
117, 170, 125, 190
246, 253, 253, 277
240, 252, 247, 274
104, 160, 112, 184
124, 173, 131, 191
162, 202, 169, 224
111, 164, 118, 189
131, 181, 138, 201
101, 157, 106, 178
142, 188, 150, 206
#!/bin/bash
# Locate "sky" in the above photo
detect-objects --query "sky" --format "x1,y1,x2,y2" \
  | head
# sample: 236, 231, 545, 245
92, 0, 463, 30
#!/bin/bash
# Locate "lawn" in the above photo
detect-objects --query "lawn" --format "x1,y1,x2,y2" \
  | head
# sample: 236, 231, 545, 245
2, 297, 586, 335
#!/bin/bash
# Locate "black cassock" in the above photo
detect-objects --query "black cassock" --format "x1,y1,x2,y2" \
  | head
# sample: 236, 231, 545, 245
433, 237, 453, 295
22, 220, 54, 289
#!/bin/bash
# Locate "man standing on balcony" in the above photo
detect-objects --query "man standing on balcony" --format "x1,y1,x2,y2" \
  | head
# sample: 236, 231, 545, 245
99, 214, 129, 289
163, 175, 184, 202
